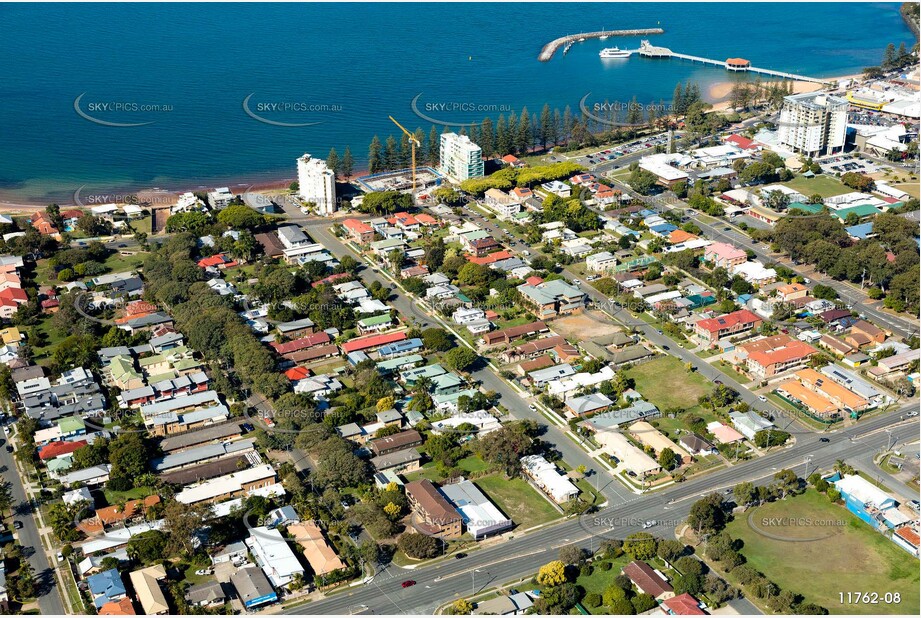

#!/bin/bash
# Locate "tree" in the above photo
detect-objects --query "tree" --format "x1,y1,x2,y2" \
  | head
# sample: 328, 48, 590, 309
422, 327, 453, 352
397, 532, 440, 559
164, 501, 213, 557
733, 481, 758, 507
452, 599, 474, 615
108, 433, 148, 489
656, 539, 685, 564
0, 481, 13, 517
629, 168, 658, 195
558, 544, 586, 565
368, 135, 383, 174
127, 530, 168, 564
632, 593, 657, 613
536, 560, 567, 586
312, 436, 370, 488
327, 147, 340, 179
658, 447, 679, 471
443, 347, 478, 372
217, 204, 264, 229
687, 494, 725, 535
623, 532, 657, 560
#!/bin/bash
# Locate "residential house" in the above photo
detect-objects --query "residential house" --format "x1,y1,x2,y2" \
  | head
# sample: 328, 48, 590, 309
694, 310, 762, 347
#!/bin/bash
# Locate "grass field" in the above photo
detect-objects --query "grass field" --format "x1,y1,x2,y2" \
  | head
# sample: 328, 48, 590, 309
725, 490, 919, 614
774, 175, 851, 198
576, 554, 633, 613
625, 356, 712, 410
475, 474, 561, 530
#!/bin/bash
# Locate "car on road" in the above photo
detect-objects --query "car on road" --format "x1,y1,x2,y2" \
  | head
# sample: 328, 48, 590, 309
571, 279, 581, 285
908, 500, 920, 512
758, 395, 767, 402
528, 404, 537, 411
714, 380, 723, 385
662, 345, 670, 351
5, 446, 12, 453
819, 437, 830, 443
454, 553, 467, 560
117, 243, 127, 248
401, 580, 416, 588
642, 520, 657, 529
656, 329, 663, 335
905, 410, 919, 418
723, 226, 731, 231
13, 521, 22, 530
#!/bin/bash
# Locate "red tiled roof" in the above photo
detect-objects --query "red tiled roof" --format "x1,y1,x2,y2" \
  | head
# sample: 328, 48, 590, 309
622, 560, 673, 598
467, 249, 512, 265
696, 309, 761, 334
725, 134, 756, 149
895, 525, 920, 547
501, 154, 520, 163
99, 598, 136, 616
341, 331, 407, 353
415, 213, 438, 226
126, 300, 158, 316
197, 254, 233, 268
525, 276, 544, 286
343, 218, 373, 234
285, 366, 311, 381
663, 593, 705, 615
39, 440, 87, 460
270, 332, 332, 355
0, 287, 29, 304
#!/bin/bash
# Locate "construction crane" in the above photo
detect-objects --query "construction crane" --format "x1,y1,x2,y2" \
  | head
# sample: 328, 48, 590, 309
389, 115, 421, 198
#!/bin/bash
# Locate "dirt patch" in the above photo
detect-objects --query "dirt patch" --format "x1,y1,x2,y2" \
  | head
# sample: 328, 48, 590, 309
550, 310, 623, 340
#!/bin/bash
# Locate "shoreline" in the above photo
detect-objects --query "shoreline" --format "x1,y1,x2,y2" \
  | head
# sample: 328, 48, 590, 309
706, 72, 864, 112
0, 69, 865, 212
0, 169, 372, 213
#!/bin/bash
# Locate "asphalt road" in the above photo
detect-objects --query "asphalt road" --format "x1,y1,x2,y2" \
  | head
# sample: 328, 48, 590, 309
284, 408, 917, 615
0, 427, 67, 614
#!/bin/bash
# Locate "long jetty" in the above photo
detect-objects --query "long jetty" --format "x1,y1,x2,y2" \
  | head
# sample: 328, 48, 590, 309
638, 40, 831, 84
538, 28, 664, 61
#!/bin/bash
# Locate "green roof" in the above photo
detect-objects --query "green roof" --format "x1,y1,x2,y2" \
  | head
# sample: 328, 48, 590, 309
358, 313, 393, 327
47, 457, 73, 472
57, 416, 86, 434
173, 358, 201, 371
147, 371, 178, 384
433, 388, 480, 405
139, 354, 166, 367
788, 202, 824, 214
376, 354, 424, 373
832, 204, 882, 220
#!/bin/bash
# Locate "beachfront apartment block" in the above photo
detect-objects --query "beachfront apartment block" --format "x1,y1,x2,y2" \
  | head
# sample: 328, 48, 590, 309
297, 153, 337, 214
439, 132, 484, 182
778, 92, 848, 157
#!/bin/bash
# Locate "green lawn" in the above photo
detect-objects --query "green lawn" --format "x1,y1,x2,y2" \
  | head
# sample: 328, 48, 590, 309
101, 485, 156, 505
725, 490, 919, 615
576, 555, 633, 613
772, 175, 851, 198
625, 356, 712, 411
475, 474, 561, 530
102, 251, 147, 274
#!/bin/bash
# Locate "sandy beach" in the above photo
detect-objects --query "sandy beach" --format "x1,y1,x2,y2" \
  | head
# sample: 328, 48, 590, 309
707, 73, 864, 112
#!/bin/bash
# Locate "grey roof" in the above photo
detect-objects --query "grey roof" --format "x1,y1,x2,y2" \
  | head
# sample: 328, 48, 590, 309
582, 401, 659, 430
370, 448, 422, 471
59, 464, 111, 485
140, 390, 220, 416
123, 312, 173, 329
276, 318, 316, 332
149, 332, 184, 349
610, 345, 654, 365
151, 439, 255, 472
566, 392, 614, 415
159, 423, 242, 452
11, 364, 45, 383
186, 581, 226, 605
529, 363, 576, 383
230, 567, 275, 605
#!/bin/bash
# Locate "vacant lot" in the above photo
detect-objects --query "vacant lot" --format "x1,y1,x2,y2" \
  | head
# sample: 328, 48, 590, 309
475, 474, 560, 530
552, 310, 624, 341
725, 490, 919, 614
777, 175, 851, 198
625, 356, 712, 410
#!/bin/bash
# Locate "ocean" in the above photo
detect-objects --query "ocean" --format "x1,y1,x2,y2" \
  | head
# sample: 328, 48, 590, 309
0, 2, 914, 204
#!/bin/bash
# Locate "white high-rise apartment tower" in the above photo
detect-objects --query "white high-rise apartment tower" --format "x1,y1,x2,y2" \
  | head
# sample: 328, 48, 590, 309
296, 153, 337, 214
439, 133, 484, 182
777, 92, 848, 157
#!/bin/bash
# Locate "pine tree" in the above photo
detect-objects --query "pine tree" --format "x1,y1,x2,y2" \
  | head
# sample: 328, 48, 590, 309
368, 136, 382, 174
883, 43, 897, 68
507, 111, 519, 154
673, 83, 685, 116
341, 146, 354, 180
384, 135, 398, 171
326, 148, 340, 180
479, 117, 495, 157
428, 126, 439, 166
551, 108, 561, 146
562, 105, 574, 143
517, 107, 531, 155
539, 104, 552, 149
399, 134, 411, 168
496, 114, 511, 156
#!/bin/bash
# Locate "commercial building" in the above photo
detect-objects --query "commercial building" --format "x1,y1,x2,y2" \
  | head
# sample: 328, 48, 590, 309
834, 474, 897, 527
440, 133, 483, 182
591, 430, 661, 477
440, 479, 513, 539
520, 455, 579, 504
297, 153, 337, 214
230, 567, 278, 609
405, 479, 463, 538
729, 410, 774, 440
778, 92, 848, 156
245, 526, 306, 588
628, 421, 690, 463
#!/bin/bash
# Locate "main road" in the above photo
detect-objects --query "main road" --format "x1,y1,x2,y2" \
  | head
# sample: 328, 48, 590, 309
284, 408, 917, 614
1, 428, 67, 614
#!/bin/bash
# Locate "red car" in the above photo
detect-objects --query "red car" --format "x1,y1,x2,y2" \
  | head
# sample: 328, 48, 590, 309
401, 580, 416, 588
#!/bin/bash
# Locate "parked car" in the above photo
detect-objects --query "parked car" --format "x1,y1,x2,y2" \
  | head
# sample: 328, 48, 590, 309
13, 521, 22, 530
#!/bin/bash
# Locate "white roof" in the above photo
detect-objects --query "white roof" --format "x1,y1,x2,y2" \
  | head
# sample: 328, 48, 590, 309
246, 526, 305, 588
731, 261, 776, 283
440, 479, 513, 538
520, 455, 578, 502
594, 430, 660, 475
175, 464, 276, 504
834, 474, 895, 508
80, 520, 165, 555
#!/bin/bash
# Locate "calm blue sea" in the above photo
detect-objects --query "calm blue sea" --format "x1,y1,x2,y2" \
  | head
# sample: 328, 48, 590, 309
0, 2, 913, 204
